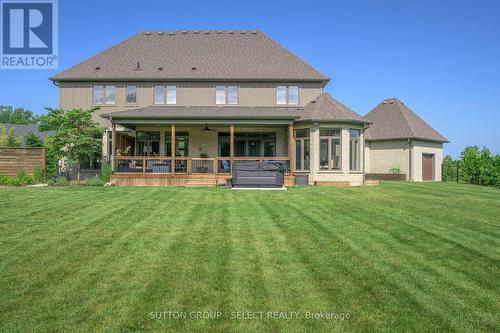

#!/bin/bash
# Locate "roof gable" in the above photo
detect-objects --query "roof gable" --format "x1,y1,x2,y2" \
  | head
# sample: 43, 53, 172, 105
299, 93, 369, 124
364, 98, 448, 142
51, 30, 328, 82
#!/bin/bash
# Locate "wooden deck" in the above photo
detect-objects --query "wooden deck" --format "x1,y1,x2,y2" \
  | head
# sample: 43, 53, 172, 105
112, 156, 294, 186
112, 173, 295, 187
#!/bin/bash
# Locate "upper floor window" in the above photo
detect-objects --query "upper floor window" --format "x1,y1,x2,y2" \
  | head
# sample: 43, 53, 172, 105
276, 85, 299, 105
349, 129, 361, 171
93, 85, 116, 105
320, 128, 341, 170
126, 85, 137, 104
216, 85, 238, 105
154, 85, 176, 105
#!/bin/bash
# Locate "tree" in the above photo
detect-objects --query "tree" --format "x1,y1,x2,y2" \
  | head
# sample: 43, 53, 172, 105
24, 132, 44, 147
0, 124, 21, 147
0, 105, 36, 124
460, 146, 481, 185
442, 155, 458, 182
38, 108, 104, 180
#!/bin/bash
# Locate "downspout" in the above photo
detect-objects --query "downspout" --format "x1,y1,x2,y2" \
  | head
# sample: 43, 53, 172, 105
408, 138, 413, 181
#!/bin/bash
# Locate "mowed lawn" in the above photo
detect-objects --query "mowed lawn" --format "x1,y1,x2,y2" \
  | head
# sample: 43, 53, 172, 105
0, 182, 499, 332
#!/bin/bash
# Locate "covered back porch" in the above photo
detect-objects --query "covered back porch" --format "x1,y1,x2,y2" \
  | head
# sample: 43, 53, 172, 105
106, 114, 298, 186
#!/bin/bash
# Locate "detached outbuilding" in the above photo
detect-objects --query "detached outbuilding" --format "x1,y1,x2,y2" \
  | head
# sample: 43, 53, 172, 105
364, 98, 448, 181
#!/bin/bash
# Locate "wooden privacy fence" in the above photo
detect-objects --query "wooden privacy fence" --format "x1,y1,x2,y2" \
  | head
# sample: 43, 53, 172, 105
0, 147, 45, 177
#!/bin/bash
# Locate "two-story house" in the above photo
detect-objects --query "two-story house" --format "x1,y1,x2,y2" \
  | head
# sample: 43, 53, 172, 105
50, 30, 447, 186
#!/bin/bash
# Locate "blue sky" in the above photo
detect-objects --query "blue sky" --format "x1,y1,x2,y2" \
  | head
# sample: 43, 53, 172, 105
1, 0, 499, 157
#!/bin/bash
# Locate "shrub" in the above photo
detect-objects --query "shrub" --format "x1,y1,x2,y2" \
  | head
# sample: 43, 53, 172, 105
460, 146, 499, 188
0, 176, 21, 186
100, 161, 112, 183
389, 166, 401, 174
33, 167, 45, 183
24, 132, 44, 147
0, 172, 34, 186
44, 136, 61, 179
0, 124, 21, 147
16, 170, 34, 185
85, 176, 104, 186
56, 177, 68, 186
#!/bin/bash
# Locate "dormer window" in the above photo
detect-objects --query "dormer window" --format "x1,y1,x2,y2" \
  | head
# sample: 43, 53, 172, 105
216, 85, 238, 105
154, 85, 176, 105
93, 85, 116, 105
276, 85, 299, 105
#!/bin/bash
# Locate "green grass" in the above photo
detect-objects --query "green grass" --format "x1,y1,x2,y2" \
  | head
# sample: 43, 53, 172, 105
0, 182, 499, 332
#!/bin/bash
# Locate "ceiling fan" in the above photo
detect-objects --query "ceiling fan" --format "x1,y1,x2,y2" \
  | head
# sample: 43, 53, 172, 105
202, 124, 215, 132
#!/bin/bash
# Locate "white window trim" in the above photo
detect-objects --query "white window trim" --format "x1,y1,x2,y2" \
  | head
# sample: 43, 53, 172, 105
294, 129, 310, 171
215, 85, 239, 105
319, 128, 342, 171
125, 85, 138, 105
276, 85, 299, 105
166, 85, 177, 105
349, 128, 362, 172
154, 85, 177, 105
92, 84, 116, 106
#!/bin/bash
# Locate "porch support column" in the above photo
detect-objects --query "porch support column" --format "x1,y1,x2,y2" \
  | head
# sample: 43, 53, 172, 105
111, 122, 116, 172
229, 124, 235, 172
171, 124, 175, 175
289, 124, 294, 176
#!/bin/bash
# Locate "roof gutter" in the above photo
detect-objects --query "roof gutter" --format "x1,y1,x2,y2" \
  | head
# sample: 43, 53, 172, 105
294, 118, 372, 125
49, 77, 330, 83
100, 114, 300, 120
365, 137, 449, 144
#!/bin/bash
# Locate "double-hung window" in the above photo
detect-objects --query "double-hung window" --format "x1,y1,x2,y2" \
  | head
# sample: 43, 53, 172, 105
154, 85, 176, 104
319, 128, 341, 170
349, 129, 361, 171
93, 85, 116, 105
126, 85, 137, 104
216, 85, 238, 104
294, 129, 310, 171
276, 85, 299, 105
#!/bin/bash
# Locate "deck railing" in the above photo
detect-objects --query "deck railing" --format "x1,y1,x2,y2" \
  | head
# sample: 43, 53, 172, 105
114, 156, 290, 176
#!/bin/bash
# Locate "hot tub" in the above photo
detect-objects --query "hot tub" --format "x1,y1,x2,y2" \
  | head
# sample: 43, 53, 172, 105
231, 161, 284, 188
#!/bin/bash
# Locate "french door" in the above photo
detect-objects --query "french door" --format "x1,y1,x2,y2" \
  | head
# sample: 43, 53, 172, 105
295, 138, 310, 171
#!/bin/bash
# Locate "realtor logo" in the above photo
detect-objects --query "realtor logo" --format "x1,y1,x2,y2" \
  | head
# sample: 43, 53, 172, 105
1, 0, 58, 69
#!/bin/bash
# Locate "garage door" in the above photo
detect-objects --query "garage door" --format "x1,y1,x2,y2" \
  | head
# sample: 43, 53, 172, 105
422, 154, 434, 181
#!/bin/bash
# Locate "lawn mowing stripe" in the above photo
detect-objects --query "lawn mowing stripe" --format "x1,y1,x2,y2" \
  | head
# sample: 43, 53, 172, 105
116, 189, 206, 332
254, 193, 341, 333
277, 196, 457, 332
225, 192, 281, 333
0, 188, 171, 332
312, 188, 500, 260
258, 195, 388, 331
296, 189, 499, 331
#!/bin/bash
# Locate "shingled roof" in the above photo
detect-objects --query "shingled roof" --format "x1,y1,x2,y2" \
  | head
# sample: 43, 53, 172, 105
101, 105, 301, 120
51, 30, 328, 82
364, 98, 448, 142
297, 93, 370, 124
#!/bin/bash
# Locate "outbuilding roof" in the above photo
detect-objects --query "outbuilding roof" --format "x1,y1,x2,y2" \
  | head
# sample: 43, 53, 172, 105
364, 98, 448, 142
